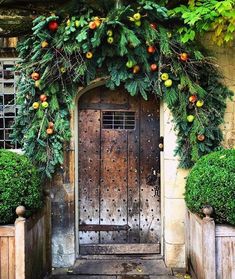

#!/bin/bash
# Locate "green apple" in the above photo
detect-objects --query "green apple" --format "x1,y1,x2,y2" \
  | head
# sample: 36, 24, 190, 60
107, 37, 114, 44
126, 60, 134, 68
161, 73, 169, 81
135, 20, 141, 27
164, 79, 172, 87
187, 115, 195, 122
41, 101, 49, 109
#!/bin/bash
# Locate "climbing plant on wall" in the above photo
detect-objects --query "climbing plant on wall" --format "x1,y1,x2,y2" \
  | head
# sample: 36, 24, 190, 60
12, 0, 233, 177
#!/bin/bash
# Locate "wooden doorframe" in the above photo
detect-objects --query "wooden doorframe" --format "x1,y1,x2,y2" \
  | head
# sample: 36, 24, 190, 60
73, 79, 165, 258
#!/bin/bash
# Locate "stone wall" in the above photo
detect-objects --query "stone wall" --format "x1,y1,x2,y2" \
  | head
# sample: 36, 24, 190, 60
163, 38, 235, 268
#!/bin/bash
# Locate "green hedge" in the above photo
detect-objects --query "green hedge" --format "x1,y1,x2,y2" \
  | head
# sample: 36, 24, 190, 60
185, 149, 235, 225
0, 150, 43, 225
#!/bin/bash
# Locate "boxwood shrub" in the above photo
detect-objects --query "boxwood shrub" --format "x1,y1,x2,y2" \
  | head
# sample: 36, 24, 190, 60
0, 150, 43, 225
185, 149, 235, 225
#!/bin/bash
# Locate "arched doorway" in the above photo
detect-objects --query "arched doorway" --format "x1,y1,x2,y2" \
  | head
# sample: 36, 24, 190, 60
77, 85, 161, 255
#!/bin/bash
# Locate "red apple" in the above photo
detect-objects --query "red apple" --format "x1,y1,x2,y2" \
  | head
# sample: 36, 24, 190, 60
48, 21, 59, 32
147, 46, 156, 54
150, 23, 157, 29
189, 95, 197, 103
150, 64, 158, 72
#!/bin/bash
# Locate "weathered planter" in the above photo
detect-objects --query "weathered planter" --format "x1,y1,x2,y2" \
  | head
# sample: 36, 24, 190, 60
0, 197, 51, 279
186, 209, 235, 279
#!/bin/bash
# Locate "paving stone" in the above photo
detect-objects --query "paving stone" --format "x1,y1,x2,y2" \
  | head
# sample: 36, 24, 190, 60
71, 259, 171, 276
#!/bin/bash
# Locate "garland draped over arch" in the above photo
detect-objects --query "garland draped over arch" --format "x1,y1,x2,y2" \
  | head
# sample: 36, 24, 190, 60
12, 1, 233, 177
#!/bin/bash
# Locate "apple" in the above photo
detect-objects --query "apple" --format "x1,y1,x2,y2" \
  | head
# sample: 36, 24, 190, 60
40, 94, 47, 102
60, 67, 66, 73
126, 60, 134, 68
48, 122, 54, 128
32, 102, 40, 109
133, 65, 140, 74
66, 19, 71, 27
150, 64, 158, 72
89, 21, 97, 29
164, 79, 173, 87
46, 128, 54, 135
41, 41, 48, 48
94, 19, 101, 27
31, 72, 40, 81
180, 52, 189, 62
187, 115, 195, 122
196, 100, 204, 107
167, 32, 172, 38
107, 37, 114, 44
135, 20, 141, 27
197, 134, 205, 141
86, 52, 93, 59
147, 46, 156, 54
48, 21, 59, 32
150, 23, 157, 29
133, 13, 141, 21
189, 95, 197, 103
161, 73, 169, 81
75, 20, 80, 28
106, 30, 113, 37
41, 101, 49, 109
35, 80, 40, 88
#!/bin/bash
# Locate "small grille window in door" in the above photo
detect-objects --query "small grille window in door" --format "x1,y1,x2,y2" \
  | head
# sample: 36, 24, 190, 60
102, 111, 135, 130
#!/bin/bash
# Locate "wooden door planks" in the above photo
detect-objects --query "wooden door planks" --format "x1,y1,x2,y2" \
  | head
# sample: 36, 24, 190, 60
139, 96, 160, 243
78, 105, 101, 244
78, 87, 161, 253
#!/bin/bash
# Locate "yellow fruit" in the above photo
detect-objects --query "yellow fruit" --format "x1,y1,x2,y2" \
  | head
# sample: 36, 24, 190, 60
187, 115, 195, 122
161, 73, 169, 81
94, 19, 101, 27
75, 20, 80, 28
196, 100, 204, 107
32, 102, 40, 109
60, 67, 66, 73
133, 13, 141, 21
107, 37, 114, 44
164, 79, 173, 87
86, 52, 93, 59
35, 80, 40, 88
107, 30, 113, 37
41, 41, 48, 48
66, 19, 71, 27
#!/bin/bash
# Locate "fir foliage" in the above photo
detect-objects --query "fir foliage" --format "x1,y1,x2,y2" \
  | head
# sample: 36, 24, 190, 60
12, 0, 233, 178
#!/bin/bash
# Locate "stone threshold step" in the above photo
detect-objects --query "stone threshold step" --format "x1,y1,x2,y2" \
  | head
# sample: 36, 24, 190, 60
69, 259, 172, 276
50, 276, 177, 279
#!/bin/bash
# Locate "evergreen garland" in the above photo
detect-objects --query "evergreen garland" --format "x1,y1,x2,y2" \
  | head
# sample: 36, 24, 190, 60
12, 1, 233, 178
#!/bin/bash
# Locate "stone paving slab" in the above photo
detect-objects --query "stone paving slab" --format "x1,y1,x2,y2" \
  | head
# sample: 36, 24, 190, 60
70, 259, 172, 276
51, 276, 177, 279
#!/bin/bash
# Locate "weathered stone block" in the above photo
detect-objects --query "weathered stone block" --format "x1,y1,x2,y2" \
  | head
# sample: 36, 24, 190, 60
165, 242, 185, 268
165, 198, 186, 244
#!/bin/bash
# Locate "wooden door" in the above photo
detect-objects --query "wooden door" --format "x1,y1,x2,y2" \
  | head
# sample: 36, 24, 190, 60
78, 86, 161, 255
